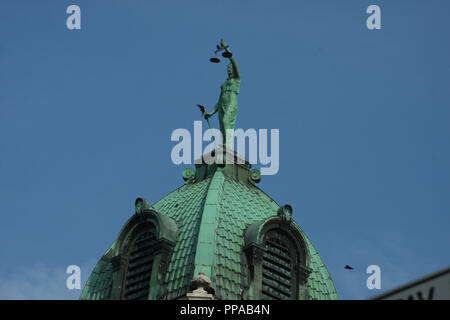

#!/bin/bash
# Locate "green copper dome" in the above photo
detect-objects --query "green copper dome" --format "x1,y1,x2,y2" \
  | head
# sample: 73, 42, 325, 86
81, 152, 338, 300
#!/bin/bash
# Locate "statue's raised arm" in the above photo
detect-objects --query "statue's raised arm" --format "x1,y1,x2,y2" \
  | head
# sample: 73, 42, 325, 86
221, 39, 240, 80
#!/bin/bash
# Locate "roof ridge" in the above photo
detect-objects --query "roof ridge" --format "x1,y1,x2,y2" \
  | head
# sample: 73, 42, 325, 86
192, 170, 226, 280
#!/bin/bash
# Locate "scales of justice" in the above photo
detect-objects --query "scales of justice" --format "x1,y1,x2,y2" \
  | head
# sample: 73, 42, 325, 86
196, 39, 242, 164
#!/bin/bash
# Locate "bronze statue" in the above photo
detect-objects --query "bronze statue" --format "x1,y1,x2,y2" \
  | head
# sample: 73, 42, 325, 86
204, 39, 241, 149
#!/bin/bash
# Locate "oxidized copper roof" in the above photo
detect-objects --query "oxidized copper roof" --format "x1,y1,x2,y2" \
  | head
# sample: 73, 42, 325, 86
81, 162, 338, 300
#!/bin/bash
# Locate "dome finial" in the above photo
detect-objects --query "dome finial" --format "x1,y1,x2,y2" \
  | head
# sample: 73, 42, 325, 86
190, 269, 212, 294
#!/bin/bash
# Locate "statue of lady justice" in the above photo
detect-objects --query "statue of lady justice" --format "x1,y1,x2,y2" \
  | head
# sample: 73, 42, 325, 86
203, 39, 241, 149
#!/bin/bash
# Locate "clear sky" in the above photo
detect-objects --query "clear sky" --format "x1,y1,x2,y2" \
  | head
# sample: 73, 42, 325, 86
0, 0, 449, 299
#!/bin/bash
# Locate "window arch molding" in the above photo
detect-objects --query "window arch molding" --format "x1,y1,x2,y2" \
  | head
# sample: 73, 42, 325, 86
243, 211, 312, 300
109, 207, 178, 300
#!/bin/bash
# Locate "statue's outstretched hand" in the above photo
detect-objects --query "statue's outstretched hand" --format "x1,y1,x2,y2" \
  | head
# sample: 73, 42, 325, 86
221, 39, 230, 51
204, 112, 212, 120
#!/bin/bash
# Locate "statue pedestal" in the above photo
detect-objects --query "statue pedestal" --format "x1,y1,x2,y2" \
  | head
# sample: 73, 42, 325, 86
195, 144, 250, 168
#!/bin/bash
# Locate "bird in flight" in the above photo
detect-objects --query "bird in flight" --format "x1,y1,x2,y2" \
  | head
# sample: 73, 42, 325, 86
344, 265, 354, 270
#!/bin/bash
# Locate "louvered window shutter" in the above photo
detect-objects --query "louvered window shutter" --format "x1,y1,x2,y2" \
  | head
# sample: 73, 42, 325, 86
124, 231, 157, 300
261, 238, 293, 300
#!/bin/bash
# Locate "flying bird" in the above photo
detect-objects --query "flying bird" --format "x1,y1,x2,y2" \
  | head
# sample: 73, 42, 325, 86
196, 104, 206, 116
344, 265, 354, 270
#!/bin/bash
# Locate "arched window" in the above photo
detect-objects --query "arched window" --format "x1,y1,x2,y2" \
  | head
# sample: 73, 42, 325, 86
107, 205, 178, 300
243, 207, 312, 300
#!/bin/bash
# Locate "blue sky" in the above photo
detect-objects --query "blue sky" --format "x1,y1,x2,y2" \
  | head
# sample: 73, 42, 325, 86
0, 0, 449, 299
